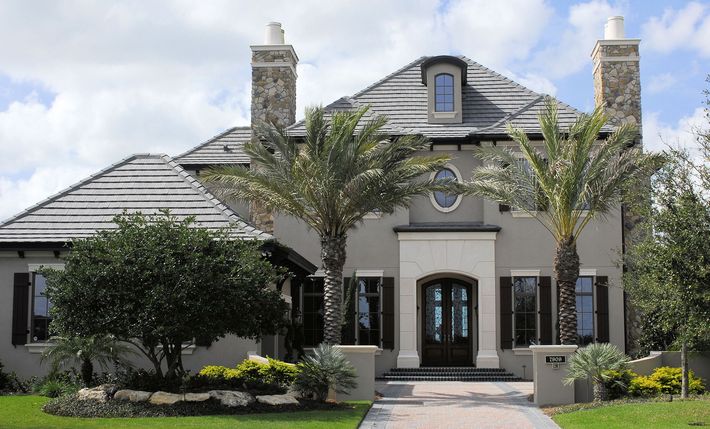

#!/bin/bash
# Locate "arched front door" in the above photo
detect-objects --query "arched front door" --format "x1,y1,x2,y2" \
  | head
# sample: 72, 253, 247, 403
421, 278, 474, 366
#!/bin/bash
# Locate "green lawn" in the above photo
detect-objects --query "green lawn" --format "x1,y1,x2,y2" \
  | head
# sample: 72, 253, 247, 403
553, 400, 710, 429
0, 396, 371, 429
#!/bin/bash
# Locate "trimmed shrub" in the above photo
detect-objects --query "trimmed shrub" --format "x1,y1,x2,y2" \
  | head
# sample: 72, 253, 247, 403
648, 366, 705, 395
0, 360, 10, 391
261, 358, 299, 388
628, 375, 662, 397
602, 369, 637, 400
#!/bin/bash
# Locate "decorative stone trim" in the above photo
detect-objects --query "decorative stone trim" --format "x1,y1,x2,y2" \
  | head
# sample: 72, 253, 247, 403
512, 348, 533, 356
355, 269, 384, 278
510, 270, 540, 278
25, 343, 52, 354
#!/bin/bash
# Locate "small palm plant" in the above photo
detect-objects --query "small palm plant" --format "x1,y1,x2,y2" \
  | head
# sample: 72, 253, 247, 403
564, 343, 629, 401
42, 335, 134, 387
294, 343, 357, 402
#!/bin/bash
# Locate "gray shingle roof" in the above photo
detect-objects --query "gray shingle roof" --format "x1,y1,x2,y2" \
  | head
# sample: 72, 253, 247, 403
175, 127, 251, 166
288, 56, 614, 139
0, 154, 270, 244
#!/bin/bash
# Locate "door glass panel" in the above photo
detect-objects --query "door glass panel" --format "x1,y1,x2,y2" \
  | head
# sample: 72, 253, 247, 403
424, 284, 443, 344
450, 284, 469, 344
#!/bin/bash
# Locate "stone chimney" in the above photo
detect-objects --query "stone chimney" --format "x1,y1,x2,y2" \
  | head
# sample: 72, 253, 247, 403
250, 22, 298, 233
591, 16, 642, 139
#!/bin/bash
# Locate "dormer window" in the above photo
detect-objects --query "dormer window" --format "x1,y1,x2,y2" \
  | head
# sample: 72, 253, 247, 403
434, 74, 454, 112
421, 56, 467, 124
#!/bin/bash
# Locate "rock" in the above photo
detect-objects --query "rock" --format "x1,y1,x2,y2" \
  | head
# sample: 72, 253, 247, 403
184, 392, 210, 402
256, 394, 300, 406
208, 390, 255, 407
99, 384, 120, 397
77, 387, 109, 402
114, 389, 152, 402
149, 391, 183, 405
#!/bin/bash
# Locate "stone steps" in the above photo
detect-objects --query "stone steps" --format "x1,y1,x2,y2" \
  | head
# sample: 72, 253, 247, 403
379, 367, 521, 382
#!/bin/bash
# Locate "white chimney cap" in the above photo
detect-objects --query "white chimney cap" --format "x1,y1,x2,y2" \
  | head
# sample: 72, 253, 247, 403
604, 16, 625, 40
264, 22, 285, 45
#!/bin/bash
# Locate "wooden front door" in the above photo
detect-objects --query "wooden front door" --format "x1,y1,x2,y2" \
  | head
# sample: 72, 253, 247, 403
421, 279, 473, 366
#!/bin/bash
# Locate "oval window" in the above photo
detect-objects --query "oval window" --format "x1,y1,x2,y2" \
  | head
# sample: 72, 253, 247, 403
432, 168, 460, 210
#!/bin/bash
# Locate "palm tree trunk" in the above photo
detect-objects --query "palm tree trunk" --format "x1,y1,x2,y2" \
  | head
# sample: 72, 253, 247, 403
80, 359, 93, 387
321, 235, 347, 344
681, 341, 689, 399
554, 236, 580, 345
592, 376, 607, 402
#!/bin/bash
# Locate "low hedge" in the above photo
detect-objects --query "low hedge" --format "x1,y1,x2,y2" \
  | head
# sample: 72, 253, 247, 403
43, 394, 348, 418
197, 358, 299, 393
603, 366, 706, 398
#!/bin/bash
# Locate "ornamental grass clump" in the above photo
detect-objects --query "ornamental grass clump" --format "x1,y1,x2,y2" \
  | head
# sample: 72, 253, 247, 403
294, 344, 357, 402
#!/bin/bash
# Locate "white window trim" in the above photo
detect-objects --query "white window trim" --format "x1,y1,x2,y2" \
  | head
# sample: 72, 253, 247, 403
579, 269, 597, 277
27, 263, 65, 272
511, 211, 538, 218
355, 269, 384, 278
510, 269, 540, 278
429, 163, 463, 213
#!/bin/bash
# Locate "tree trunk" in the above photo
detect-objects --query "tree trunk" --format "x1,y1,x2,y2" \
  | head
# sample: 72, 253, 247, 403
321, 235, 347, 344
592, 377, 608, 402
80, 359, 93, 387
554, 236, 580, 345
681, 341, 689, 399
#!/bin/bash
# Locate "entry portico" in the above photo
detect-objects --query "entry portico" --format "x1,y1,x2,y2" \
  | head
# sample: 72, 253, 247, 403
395, 223, 500, 368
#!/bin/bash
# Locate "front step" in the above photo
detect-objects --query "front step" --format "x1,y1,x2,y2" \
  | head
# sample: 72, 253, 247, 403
379, 367, 521, 382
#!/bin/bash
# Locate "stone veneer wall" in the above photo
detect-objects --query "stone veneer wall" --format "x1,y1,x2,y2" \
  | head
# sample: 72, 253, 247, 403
250, 47, 298, 233
592, 39, 643, 356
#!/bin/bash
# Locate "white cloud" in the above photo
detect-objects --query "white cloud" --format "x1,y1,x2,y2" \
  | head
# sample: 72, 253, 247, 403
643, 108, 708, 153
646, 73, 677, 94
532, 0, 622, 79
0, 0, 587, 221
642, 2, 710, 57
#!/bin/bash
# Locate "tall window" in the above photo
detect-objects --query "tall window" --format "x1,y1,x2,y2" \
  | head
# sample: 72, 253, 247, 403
576, 277, 594, 345
32, 273, 52, 342
432, 168, 459, 209
302, 277, 324, 346
357, 278, 381, 346
513, 276, 537, 347
434, 73, 454, 112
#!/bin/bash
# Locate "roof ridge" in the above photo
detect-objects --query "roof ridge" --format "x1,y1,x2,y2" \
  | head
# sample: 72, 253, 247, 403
175, 126, 250, 161
160, 155, 271, 240
476, 94, 546, 134
0, 154, 148, 227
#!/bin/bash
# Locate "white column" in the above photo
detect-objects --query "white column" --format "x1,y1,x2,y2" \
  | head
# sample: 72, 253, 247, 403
397, 276, 420, 367
476, 275, 500, 368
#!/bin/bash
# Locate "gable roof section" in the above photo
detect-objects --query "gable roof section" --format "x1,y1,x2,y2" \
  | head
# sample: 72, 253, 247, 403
288, 56, 613, 139
0, 154, 270, 245
175, 127, 252, 166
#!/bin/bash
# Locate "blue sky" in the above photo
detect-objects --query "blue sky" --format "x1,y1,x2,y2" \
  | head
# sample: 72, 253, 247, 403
0, 0, 708, 220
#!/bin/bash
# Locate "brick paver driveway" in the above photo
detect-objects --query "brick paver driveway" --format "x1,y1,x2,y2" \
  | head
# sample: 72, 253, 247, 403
360, 381, 559, 429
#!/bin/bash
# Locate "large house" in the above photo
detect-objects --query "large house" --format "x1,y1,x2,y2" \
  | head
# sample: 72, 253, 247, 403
0, 16, 642, 379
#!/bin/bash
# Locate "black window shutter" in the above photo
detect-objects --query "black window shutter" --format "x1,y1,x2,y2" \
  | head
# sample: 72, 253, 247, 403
341, 277, 356, 345
499, 204, 511, 212
538, 276, 552, 345
12, 273, 30, 346
381, 277, 395, 350
596, 276, 609, 343
500, 277, 513, 349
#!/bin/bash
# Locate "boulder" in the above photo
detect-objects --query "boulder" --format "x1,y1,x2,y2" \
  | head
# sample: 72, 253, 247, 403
208, 390, 255, 407
77, 387, 109, 402
184, 392, 211, 402
114, 389, 152, 402
256, 394, 300, 406
149, 391, 183, 405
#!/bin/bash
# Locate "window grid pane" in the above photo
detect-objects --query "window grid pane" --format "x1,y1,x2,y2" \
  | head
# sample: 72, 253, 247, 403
434, 73, 454, 112
513, 276, 537, 347
357, 278, 381, 346
576, 276, 594, 345
302, 277, 324, 346
32, 273, 52, 342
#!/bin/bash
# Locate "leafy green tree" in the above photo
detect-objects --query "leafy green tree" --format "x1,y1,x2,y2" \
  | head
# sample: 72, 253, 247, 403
43, 211, 288, 380
564, 343, 629, 401
41, 335, 134, 386
203, 106, 452, 344
467, 98, 652, 344
625, 145, 709, 398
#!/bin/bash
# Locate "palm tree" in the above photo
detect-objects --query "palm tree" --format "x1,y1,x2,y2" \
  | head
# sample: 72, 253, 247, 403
467, 98, 651, 344
564, 343, 629, 401
42, 335, 134, 386
202, 106, 452, 344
